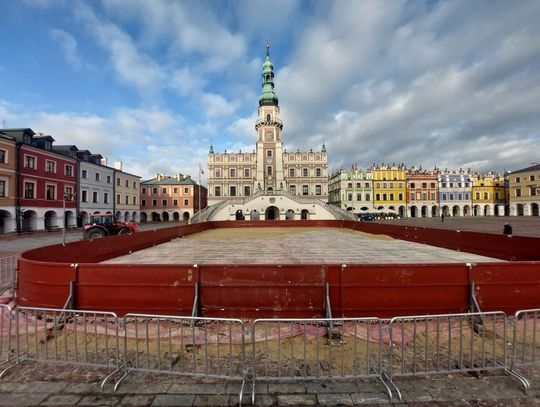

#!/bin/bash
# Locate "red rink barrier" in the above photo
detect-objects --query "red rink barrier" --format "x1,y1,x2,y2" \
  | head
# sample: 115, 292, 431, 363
16, 221, 540, 318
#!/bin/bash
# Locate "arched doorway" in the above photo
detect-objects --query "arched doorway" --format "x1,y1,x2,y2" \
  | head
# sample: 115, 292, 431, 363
463, 205, 471, 216
115, 211, 122, 221
431, 206, 439, 217
410, 206, 418, 218
162, 212, 169, 222
0, 210, 13, 234
442, 206, 450, 216
473, 205, 481, 216
285, 209, 295, 220
132, 212, 138, 222
140, 212, 148, 222
64, 210, 75, 228
301, 209, 309, 220
516, 204, 524, 216
265, 206, 279, 220
452, 206, 460, 217
183, 212, 190, 222
484, 205, 491, 216
79, 211, 89, 227
421, 206, 428, 217
173, 212, 180, 222
250, 209, 260, 220
235, 209, 245, 220
531, 203, 539, 216
44, 211, 58, 230
151, 212, 160, 222
22, 210, 37, 231
398, 206, 405, 218
124, 211, 130, 222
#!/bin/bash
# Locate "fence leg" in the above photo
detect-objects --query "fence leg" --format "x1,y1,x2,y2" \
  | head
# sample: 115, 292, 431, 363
502, 365, 531, 394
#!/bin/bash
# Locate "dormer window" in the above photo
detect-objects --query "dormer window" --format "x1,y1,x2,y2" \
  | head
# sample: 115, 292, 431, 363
44, 141, 51, 150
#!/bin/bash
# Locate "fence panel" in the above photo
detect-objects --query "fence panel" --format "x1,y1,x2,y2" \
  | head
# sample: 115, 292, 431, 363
0, 256, 17, 291
121, 314, 246, 381
0, 304, 15, 364
16, 307, 121, 370
251, 318, 385, 403
389, 311, 507, 379
512, 309, 540, 369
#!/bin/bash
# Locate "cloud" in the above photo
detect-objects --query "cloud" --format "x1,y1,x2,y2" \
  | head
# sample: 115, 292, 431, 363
49, 29, 83, 69
199, 93, 238, 118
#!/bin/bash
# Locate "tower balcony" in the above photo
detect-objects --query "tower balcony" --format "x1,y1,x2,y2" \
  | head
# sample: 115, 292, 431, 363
255, 118, 283, 130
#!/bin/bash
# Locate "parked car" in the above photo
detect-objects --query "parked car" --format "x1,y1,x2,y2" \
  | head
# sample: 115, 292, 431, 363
358, 213, 375, 221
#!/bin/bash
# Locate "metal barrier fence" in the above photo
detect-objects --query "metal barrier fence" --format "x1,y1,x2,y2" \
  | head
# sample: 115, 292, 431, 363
512, 309, 540, 368
116, 314, 247, 402
0, 305, 14, 369
251, 318, 390, 404
0, 256, 16, 291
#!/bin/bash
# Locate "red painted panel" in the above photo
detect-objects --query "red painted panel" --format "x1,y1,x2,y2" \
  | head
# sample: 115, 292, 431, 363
472, 262, 540, 314
76, 264, 198, 316
458, 232, 540, 261
17, 259, 75, 309
199, 264, 326, 318
337, 264, 469, 317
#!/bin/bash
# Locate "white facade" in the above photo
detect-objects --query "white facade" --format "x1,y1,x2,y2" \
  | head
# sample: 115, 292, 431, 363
78, 160, 115, 224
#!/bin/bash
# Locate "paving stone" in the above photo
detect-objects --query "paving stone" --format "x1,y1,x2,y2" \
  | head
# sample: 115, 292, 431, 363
151, 394, 195, 406
253, 395, 276, 407
0, 392, 48, 406
225, 382, 256, 395
317, 393, 354, 406
78, 395, 122, 406
193, 394, 231, 406
120, 395, 154, 406
350, 393, 389, 404
277, 394, 318, 406
0, 381, 67, 394
116, 383, 171, 394
306, 381, 359, 393
63, 383, 102, 394
168, 383, 227, 394
41, 394, 82, 405
268, 382, 306, 394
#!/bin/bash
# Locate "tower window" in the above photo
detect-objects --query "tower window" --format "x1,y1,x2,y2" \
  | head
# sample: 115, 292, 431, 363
266, 113, 271, 122
215, 186, 221, 197
267, 166, 272, 176
267, 150, 272, 157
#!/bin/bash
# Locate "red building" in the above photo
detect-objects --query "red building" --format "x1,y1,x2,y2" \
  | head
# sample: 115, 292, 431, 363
2, 129, 77, 231
140, 173, 207, 222
406, 169, 439, 218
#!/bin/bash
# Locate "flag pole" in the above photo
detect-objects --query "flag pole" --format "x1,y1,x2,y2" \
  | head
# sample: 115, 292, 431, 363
198, 162, 201, 223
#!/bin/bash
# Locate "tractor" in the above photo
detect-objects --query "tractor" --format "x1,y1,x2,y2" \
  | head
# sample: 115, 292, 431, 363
83, 214, 139, 239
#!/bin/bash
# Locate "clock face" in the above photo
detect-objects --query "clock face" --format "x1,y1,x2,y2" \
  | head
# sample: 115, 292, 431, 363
265, 131, 273, 142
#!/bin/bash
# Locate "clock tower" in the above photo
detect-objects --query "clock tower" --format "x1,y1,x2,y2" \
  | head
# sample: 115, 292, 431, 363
254, 45, 285, 192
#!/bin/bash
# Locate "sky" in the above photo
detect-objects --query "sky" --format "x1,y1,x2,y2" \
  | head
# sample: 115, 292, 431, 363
1, 0, 540, 184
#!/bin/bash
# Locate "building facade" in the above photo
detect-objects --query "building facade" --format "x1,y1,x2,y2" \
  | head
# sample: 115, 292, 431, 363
406, 169, 439, 217
0, 133, 17, 233
114, 161, 141, 222
508, 164, 540, 216
371, 164, 407, 217
140, 173, 207, 222
438, 170, 473, 217
471, 172, 506, 216
208, 47, 328, 206
328, 166, 373, 214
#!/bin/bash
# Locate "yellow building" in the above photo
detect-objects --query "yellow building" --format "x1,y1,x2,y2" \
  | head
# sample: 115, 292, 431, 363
471, 172, 506, 216
371, 164, 407, 218
509, 164, 540, 216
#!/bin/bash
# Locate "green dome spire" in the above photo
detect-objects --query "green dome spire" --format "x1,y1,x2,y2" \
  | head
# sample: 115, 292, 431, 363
259, 44, 278, 106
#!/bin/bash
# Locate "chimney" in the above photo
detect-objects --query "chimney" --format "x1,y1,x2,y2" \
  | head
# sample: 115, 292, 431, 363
114, 161, 123, 171
101, 157, 107, 166
156, 173, 164, 181
175, 173, 184, 181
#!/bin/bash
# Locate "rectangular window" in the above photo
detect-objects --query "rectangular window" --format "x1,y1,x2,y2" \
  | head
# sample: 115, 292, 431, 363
422, 192, 427, 200
244, 186, 251, 196
356, 193, 361, 201
82, 170, 87, 179
142, 199, 146, 207
46, 184, 55, 200
82, 190, 88, 202
365, 193, 370, 201
421, 183, 427, 188
104, 193, 109, 204
348, 193, 353, 201
449, 182, 454, 188
142, 188, 146, 194
431, 192, 435, 200
289, 168, 295, 177
267, 166, 272, 176
484, 192, 489, 200
348, 183, 353, 188
215, 186, 221, 196
411, 194, 415, 201
376, 183, 380, 188
290, 185, 296, 195
531, 187, 537, 196
382, 183, 387, 188
302, 185, 308, 195
244, 168, 250, 178
303, 168, 308, 177
398, 193, 404, 201
382, 193, 387, 201
107, 175, 111, 183
92, 191, 98, 203
24, 155, 36, 169
442, 193, 447, 200
215, 169, 221, 178
449, 194, 454, 200
184, 187, 189, 193
465, 183, 469, 188
173, 187, 178, 194
24, 182, 35, 199
133, 182, 136, 189
162, 199, 167, 206
376, 193, 380, 201
495, 192, 500, 200
116, 178, 120, 186
153, 188, 157, 194
389, 183, 394, 189
125, 180, 129, 187
64, 186, 73, 200
65, 165, 73, 176
173, 199, 178, 206
45, 160, 56, 173
476, 192, 481, 200
95, 173, 100, 181
184, 199, 189, 206
230, 168, 236, 178
458, 193, 462, 200
152, 199, 157, 207
266, 150, 272, 157
531, 175, 536, 181
441, 182, 446, 188
389, 193, 394, 201
162, 188, 166, 194
133, 196, 136, 205
230, 186, 237, 196
365, 183, 370, 188
356, 183, 361, 188
0, 150, 5, 163
125, 196, 129, 205
516, 177, 521, 183
116, 194, 121, 204
430, 183, 436, 188
316, 168, 321, 177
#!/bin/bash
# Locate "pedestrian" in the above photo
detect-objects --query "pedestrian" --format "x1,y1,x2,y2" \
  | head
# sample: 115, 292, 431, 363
441, 213, 445, 223
503, 223, 512, 236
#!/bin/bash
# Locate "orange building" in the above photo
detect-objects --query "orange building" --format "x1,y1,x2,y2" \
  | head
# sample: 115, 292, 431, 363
140, 173, 207, 223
